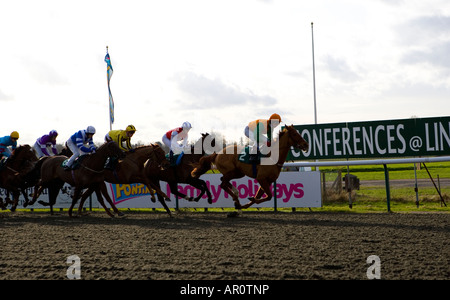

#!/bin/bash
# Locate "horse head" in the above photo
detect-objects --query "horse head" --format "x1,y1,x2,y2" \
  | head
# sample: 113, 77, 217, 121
151, 144, 170, 169
285, 125, 308, 152
11, 145, 38, 162
8, 144, 38, 180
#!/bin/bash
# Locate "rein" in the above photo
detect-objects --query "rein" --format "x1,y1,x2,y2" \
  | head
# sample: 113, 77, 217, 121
80, 164, 104, 174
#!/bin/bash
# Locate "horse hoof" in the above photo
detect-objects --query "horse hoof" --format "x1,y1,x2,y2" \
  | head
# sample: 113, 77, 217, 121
227, 211, 239, 218
117, 212, 125, 217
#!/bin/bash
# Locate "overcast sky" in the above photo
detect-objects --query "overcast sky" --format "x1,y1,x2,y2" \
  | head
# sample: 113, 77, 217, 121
1, 0, 449, 146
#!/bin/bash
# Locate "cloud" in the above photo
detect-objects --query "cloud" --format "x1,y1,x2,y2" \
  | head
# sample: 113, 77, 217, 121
397, 15, 450, 45
323, 55, 362, 82
402, 41, 450, 70
396, 15, 450, 74
21, 57, 69, 86
0, 89, 14, 102
172, 71, 277, 109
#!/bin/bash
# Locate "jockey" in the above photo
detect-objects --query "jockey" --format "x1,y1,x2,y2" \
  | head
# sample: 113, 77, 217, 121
34, 130, 58, 158
64, 126, 97, 170
0, 131, 19, 159
162, 121, 192, 162
244, 113, 282, 161
105, 125, 136, 152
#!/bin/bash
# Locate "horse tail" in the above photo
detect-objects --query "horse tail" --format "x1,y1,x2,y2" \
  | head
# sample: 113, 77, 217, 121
191, 153, 217, 178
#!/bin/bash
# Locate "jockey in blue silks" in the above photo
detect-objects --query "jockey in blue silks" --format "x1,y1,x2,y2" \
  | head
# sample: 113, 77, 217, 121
64, 126, 97, 169
0, 131, 19, 159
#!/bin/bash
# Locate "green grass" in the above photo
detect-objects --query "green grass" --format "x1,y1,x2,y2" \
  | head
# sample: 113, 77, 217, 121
316, 161, 450, 212
318, 161, 450, 180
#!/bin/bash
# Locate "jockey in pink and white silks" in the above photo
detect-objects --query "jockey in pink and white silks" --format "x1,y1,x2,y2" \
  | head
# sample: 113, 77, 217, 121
162, 122, 192, 161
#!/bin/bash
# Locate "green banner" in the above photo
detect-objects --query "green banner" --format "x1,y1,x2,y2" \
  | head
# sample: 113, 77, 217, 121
288, 116, 450, 160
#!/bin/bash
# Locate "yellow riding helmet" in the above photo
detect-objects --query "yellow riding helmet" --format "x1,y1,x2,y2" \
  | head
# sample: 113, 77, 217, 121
10, 131, 19, 139
269, 113, 282, 122
126, 125, 137, 132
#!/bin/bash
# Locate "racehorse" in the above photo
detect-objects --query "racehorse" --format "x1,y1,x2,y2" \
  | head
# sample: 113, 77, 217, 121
76, 144, 174, 217
0, 145, 38, 211
191, 125, 308, 209
30, 141, 125, 217
150, 133, 214, 205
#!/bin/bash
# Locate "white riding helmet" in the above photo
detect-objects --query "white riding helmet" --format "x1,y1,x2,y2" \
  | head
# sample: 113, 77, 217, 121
182, 121, 192, 130
86, 126, 96, 134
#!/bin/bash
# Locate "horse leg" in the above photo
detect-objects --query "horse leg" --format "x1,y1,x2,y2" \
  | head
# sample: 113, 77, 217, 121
247, 185, 266, 202
146, 181, 172, 217
77, 187, 95, 216
94, 186, 114, 218
220, 176, 241, 209
30, 184, 45, 206
168, 181, 192, 202
68, 187, 82, 218
99, 182, 123, 217
242, 179, 273, 209
147, 180, 170, 202
188, 178, 212, 204
10, 190, 20, 212
0, 197, 5, 210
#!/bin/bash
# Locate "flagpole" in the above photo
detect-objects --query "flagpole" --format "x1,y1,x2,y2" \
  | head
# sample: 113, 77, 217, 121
311, 22, 317, 125
107, 46, 112, 131
105, 45, 114, 131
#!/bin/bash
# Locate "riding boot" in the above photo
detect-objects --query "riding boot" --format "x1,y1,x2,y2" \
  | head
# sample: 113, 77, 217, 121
249, 154, 259, 163
169, 150, 175, 166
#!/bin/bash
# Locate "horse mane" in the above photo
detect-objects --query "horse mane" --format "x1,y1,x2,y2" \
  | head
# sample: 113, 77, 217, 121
11, 144, 31, 159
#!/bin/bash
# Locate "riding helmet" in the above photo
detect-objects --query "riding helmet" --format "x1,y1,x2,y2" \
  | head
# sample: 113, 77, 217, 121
126, 125, 137, 132
86, 126, 96, 134
182, 121, 192, 130
10, 131, 19, 139
269, 113, 282, 122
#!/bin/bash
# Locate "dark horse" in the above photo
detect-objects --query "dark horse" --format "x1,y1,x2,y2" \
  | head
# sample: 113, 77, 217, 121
77, 144, 173, 217
0, 145, 38, 211
150, 133, 214, 205
30, 141, 125, 217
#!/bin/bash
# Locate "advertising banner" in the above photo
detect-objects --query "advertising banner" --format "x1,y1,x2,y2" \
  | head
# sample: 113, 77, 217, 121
289, 116, 450, 160
6, 171, 322, 210
107, 171, 322, 209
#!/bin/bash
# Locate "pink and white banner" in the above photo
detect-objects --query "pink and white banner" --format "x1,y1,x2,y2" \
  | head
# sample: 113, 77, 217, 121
107, 171, 322, 208
9, 171, 321, 209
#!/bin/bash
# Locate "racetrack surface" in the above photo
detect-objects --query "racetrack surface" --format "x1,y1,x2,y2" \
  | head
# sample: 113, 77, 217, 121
0, 211, 448, 280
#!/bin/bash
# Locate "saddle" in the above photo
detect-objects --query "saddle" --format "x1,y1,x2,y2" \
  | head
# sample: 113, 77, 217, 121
238, 146, 263, 165
165, 152, 184, 167
61, 155, 88, 170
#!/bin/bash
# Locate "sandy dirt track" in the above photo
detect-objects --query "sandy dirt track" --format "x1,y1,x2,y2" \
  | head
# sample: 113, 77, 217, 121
0, 211, 448, 280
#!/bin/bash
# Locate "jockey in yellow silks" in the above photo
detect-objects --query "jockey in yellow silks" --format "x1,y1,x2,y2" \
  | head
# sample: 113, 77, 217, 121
105, 125, 137, 152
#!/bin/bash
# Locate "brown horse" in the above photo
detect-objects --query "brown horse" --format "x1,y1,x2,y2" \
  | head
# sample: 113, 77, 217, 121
30, 141, 125, 217
0, 145, 38, 211
150, 133, 214, 204
191, 125, 309, 209
77, 144, 173, 217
